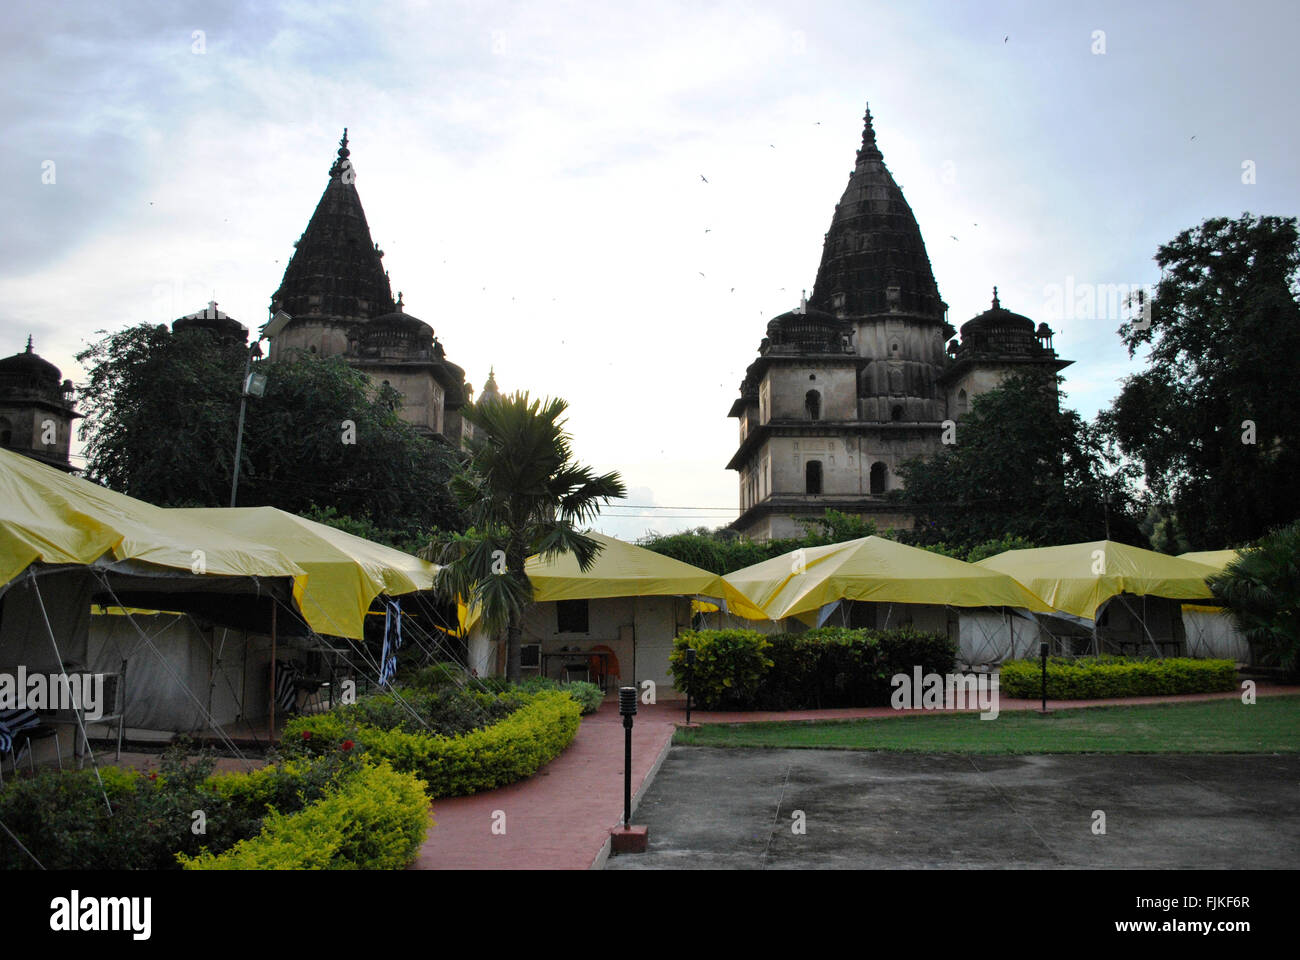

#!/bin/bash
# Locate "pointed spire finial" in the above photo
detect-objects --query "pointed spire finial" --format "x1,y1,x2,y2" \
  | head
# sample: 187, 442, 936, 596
992, 285, 1000, 309
856, 101, 882, 165
25, 335, 33, 353
396, 291, 403, 310
329, 127, 353, 179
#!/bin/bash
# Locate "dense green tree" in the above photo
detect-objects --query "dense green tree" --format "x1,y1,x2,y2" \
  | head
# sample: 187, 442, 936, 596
894, 373, 1142, 551
1208, 520, 1300, 676
1102, 214, 1300, 549
76, 323, 464, 541
423, 392, 626, 681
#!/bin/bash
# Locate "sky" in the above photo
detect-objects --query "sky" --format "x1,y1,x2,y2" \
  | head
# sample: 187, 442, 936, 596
3, 0, 1297, 540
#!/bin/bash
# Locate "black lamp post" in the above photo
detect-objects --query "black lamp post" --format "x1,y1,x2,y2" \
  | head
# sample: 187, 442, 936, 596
1039, 641, 1049, 713
229, 338, 265, 507
619, 686, 637, 827
684, 647, 697, 724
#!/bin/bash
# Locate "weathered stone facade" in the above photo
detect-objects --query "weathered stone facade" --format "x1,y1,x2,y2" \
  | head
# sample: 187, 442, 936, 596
267, 131, 467, 442
728, 105, 1071, 540
0, 337, 80, 471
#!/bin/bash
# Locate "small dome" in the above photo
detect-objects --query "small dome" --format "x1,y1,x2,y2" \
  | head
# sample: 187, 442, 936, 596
173, 301, 248, 342
959, 287, 1035, 339
0, 337, 61, 383
765, 306, 850, 351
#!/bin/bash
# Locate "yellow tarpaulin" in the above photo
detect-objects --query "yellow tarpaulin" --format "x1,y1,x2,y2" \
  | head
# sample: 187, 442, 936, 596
0, 448, 306, 605
978, 540, 1216, 620
1179, 549, 1244, 572
460, 532, 765, 632
174, 507, 440, 641
723, 536, 1054, 622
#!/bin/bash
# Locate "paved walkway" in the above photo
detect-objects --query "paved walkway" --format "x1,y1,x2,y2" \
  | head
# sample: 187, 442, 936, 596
411, 700, 676, 869
410, 684, 1299, 869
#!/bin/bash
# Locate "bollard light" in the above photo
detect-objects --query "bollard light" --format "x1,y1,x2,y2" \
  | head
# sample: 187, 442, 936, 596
685, 647, 697, 724
1039, 641, 1049, 713
619, 685, 636, 827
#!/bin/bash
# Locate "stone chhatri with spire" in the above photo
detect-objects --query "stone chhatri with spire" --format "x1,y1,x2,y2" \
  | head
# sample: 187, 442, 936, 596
266, 130, 468, 441
0, 336, 81, 471
726, 102, 1071, 541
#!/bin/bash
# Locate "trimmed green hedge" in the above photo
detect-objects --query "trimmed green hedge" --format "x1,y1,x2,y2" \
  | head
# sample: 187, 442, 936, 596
668, 626, 957, 710
283, 690, 582, 798
999, 656, 1238, 699
180, 762, 431, 870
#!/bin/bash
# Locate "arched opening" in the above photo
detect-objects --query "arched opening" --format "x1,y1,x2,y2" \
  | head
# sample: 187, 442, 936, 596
957, 389, 968, 416
870, 462, 887, 496
805, 460, 823, 495
891, 405, 903, 422
805, 390, 821, 421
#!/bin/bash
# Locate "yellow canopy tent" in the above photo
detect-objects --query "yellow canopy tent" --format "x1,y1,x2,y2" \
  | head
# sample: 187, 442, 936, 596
1179, 549, 1244, 572
977, 540, 1216, 621
460, 532, 765, 631
0, 447, 307, 615
173, 507, 440, 641
722, 536, 1054, 623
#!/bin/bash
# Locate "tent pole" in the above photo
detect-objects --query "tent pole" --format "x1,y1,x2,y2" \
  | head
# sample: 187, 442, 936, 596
269, 602, 277, 742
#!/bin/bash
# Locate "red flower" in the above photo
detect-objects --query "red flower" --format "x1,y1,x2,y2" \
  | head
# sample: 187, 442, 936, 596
341, 740, 355, 751
301, 730, 312, 740
149, 772, 158, 781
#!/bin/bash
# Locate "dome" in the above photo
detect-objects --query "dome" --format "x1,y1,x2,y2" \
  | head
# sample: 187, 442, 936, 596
959, 287, 1036, 339
173, 301, 248, 342
764, 306, 851, 352
356, 296, 436, 360
0, 337, 61, 384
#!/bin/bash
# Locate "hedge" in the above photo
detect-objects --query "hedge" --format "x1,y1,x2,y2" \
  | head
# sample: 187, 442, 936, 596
180, 761, 431, 870
998, 656, 1238, 699
283, 689, 582, 798
668, 626, 957, 710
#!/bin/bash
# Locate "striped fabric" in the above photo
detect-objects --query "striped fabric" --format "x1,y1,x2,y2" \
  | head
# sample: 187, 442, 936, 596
0, 708, 40, 754
379, 599, 402, 687
274, 661, 300, 713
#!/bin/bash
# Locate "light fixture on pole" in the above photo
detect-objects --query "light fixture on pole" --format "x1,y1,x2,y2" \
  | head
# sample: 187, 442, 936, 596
230, 337, 266, 508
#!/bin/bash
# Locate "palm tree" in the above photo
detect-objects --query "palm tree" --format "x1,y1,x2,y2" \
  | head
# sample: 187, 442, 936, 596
424, 392, 626, 681
1208, 520, 1300, 677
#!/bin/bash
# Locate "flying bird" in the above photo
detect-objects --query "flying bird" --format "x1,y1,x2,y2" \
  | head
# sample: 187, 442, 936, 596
950, 235, 959, 241
699, 272, 706, 278
1003, 35, 1008, 43
705, 228, 711, 233
700, 175, 709, 183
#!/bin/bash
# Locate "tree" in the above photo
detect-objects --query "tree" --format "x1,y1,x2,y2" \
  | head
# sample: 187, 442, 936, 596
1208, 521, 1300, 677
76, 323, 464, 540
1102, 214, 1300, 549
894, 373, 1142, 551
423, 392, 626, 681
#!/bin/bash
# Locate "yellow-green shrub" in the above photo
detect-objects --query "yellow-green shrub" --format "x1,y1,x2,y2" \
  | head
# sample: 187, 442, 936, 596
180, 762, 431, 870
282, 690, 581, 798
999, 656, 1238, 699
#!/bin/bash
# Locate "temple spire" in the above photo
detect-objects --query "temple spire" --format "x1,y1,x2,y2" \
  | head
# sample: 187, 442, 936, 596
856, 103, 882, 165
992, 286, 1000, 309
328, 127, 352, 179
25, 335, 33, 353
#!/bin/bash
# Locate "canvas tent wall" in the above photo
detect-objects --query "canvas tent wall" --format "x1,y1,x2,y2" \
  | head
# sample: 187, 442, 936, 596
463, 532, 749, 697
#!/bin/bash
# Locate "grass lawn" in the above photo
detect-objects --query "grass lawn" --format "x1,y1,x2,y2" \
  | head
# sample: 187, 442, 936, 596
672, 695, 1300, 754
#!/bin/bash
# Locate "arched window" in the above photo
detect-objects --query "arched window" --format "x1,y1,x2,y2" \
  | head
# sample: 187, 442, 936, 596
805, 390, 821, 421
957, 389, 968, 416
805, 460, 823, 495
870, 462, 887, 496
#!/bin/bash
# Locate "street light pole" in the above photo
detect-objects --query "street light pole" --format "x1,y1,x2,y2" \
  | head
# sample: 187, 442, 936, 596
230, 339, 264, 508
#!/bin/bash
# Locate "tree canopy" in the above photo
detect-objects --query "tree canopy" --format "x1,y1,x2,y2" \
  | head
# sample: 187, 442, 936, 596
893, 372, 1142, 551
76, 323, 464, 544
1101, 213, 1300, 550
